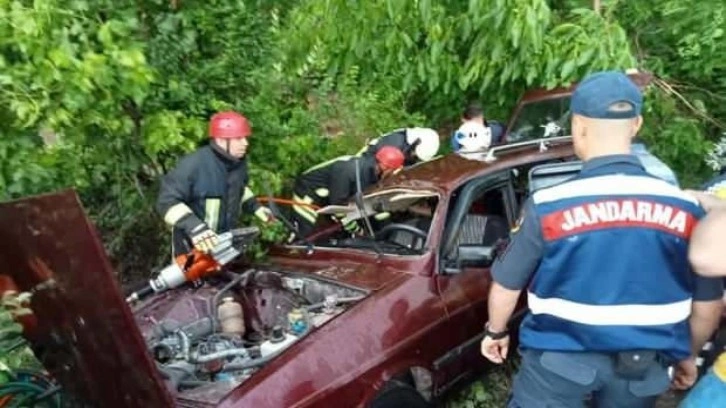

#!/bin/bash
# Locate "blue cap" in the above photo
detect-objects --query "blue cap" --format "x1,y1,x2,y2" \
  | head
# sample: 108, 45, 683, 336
570, 71, 643, 119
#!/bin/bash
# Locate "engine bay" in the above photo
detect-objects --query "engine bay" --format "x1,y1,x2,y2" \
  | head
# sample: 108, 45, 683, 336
132, 268, 367, 402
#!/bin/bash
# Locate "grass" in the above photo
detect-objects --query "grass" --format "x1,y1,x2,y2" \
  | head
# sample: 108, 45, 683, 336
445, 358, 519, 408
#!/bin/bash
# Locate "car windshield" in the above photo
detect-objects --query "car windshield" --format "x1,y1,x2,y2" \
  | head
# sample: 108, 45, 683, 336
314, 189, 440, 254
507, 95, 572, 143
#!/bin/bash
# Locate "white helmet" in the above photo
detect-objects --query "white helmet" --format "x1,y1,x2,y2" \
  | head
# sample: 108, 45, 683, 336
453, 121, 492, 153
405, 127, 440, 161
706, 134, 726, 172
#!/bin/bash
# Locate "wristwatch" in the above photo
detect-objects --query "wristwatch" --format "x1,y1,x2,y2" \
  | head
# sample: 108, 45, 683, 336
484, 323, 509, 340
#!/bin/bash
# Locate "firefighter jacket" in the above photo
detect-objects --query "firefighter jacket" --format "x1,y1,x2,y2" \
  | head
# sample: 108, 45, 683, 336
293, 155, 379, 208
357, 129, 417, 166
156, 144, 263, 254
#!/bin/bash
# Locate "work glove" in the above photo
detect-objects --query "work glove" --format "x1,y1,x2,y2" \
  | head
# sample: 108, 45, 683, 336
343, 219, 361, 235
254, 206, 276, 224
189, 224, 219, 253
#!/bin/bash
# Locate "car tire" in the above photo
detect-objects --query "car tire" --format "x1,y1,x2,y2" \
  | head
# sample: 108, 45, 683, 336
368, 381, 431, 408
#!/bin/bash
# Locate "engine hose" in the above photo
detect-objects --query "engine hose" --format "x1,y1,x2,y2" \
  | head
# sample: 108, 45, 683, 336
221, 347, 285, 372
189, 348, 250, 363
179, 380, 209, 389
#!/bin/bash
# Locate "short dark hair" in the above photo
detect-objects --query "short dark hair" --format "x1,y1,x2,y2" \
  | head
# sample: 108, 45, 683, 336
463, 103, 484, 120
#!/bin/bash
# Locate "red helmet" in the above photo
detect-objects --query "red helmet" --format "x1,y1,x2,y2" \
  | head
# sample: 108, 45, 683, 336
209, 111, 252, 139
375, 146, 405, 170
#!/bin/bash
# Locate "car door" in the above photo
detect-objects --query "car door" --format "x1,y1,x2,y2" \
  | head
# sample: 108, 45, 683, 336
429, 172, 519, 395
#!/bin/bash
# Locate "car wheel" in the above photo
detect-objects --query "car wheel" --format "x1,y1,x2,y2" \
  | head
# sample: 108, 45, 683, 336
368, 381, 431, 408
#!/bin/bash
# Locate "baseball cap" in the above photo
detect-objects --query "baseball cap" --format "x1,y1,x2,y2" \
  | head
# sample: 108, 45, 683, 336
570, 71, 643, 119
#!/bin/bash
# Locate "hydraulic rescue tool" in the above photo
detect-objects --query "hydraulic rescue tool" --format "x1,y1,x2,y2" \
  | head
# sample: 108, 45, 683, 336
125, 227, 259, 304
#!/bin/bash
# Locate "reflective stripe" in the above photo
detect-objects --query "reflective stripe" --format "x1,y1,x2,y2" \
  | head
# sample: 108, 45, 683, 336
254, 207, 270, 222
204, 198, 221, 231
164, 203, 193, 226
242, 187, 255, 203
527, 292, 692, 326
293, 194, 318, 223
314, 188, 329, 198
303, 155, 353, 174
533, 175, 700, 205
374, 212, 391, 221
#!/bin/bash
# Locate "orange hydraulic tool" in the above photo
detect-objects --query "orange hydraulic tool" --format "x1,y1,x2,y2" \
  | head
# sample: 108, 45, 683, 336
125, 227, 259, 304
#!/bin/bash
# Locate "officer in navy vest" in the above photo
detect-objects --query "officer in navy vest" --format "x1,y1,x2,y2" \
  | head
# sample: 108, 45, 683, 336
479, 71, 724, 407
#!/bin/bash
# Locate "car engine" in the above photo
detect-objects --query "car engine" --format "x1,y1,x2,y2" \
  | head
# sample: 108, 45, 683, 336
132, 268, 366, 400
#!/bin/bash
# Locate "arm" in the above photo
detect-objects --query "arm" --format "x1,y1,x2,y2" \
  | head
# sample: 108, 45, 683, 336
689, 208, 726, 277
481, 200, 544, 363
156, 157, 205, 235
688, 272, 724, 355
328, 161, 355, 206
689, 300, 723, 356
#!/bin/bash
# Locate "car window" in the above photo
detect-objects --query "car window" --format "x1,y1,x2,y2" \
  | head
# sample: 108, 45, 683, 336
507, 96, 571, 143
441, 176, 513, 270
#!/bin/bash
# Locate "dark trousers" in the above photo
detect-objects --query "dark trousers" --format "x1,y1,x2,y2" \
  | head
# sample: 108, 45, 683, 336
508, 349, 671, 408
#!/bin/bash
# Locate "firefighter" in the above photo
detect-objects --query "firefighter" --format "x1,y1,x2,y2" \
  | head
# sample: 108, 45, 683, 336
357, 127, 440, 167
479, 71, 724, 407
291, 146, 405, 238
156, 111, 273, 256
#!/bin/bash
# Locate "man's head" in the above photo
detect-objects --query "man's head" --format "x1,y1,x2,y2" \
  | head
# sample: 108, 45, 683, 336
570, 71, 643, 161
209, 111, 252, 159
462, 103, 485, 125
375, 146, 405, 178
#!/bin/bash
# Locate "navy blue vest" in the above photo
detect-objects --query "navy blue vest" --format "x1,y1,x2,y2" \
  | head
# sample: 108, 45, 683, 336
520, 159, 704, 361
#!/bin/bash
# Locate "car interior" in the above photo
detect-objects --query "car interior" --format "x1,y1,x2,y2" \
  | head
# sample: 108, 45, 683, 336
315, 196, 440, 255
440, 157, 582, 272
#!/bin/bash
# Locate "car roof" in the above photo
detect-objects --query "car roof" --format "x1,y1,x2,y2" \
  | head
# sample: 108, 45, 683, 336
375, 138, 576, 193
503, 71, 654, 138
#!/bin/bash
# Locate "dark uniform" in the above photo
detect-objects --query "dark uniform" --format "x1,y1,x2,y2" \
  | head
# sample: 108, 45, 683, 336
494, 155, 723, 407
157, 144, 264, 256
357, 129, 417, 166
291, 155, 379, 237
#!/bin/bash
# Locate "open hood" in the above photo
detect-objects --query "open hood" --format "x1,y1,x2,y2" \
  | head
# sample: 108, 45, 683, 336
0, 190, 173, 407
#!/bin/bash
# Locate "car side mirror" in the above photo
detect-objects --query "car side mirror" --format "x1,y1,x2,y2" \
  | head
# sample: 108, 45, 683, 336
442, 245, 494, 274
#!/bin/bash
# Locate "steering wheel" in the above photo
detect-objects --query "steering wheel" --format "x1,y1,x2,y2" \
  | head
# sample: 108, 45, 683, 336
377, 223, 428, 243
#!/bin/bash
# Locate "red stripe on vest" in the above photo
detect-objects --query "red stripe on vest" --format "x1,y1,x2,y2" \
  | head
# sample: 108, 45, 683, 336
541, 199, 697, 241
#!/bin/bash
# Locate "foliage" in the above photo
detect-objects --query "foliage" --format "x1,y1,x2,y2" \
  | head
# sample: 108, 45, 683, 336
0, 292, 40, 378
615, 0, 726, 184
281, 0, 634, 123
0, 0, 724, 283
446, 358, 518, 408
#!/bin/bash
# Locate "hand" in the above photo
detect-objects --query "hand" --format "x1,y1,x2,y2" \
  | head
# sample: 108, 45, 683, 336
255, 206, 276, 224
481, 334, 510, 364
671, 357, 698, 390
684, 189, 726, 212
190, 226, 219, 253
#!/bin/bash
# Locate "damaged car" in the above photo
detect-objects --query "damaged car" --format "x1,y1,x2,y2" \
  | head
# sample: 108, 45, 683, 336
0, 134, 581, 407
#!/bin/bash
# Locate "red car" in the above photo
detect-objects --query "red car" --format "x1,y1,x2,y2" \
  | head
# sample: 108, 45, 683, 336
6, 70, 717, 408
0, 138, 579, 407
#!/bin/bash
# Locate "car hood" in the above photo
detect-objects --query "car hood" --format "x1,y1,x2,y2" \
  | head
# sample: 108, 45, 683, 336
0, 190, 412, 407
0, 190, 175, 406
